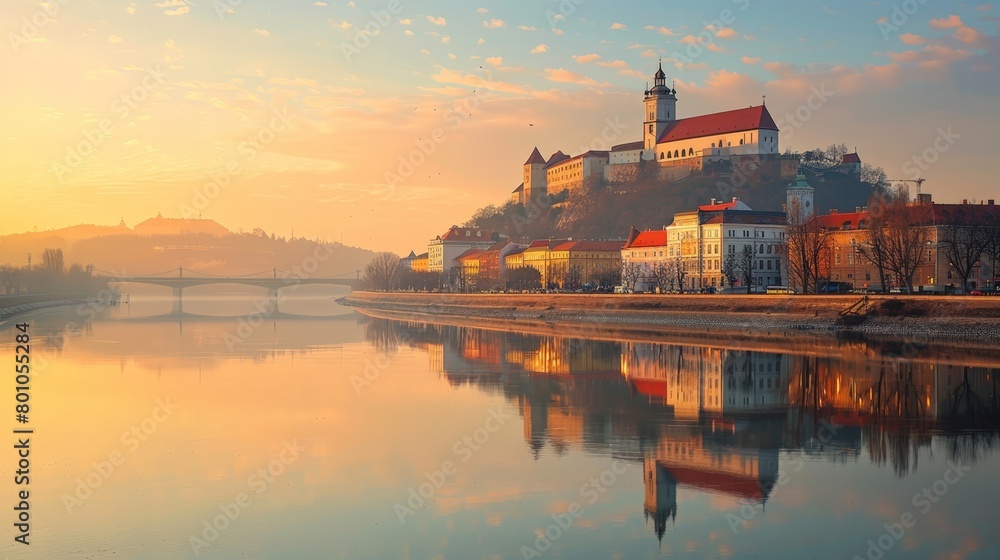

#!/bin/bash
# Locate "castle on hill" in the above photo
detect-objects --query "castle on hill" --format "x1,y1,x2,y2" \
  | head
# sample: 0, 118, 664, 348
512, 63, 792, 205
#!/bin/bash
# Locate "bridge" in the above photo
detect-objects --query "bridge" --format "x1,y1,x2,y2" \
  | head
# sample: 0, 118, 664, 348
95, 267, 364, 314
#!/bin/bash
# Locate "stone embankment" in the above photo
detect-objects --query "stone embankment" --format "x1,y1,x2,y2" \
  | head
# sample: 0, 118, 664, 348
340, 292, 1000, 346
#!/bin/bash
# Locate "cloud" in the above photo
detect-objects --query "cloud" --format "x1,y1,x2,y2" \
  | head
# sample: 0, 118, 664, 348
640, 49, 658, 57
643, 25, 675, 36
404, 29, 414, 36
476, 7, 489, 13
530, 43, 549, 54
610, 23, 627, 30
126, 3, 136, 15
900, 33, 927, 45
329, 19, 352, 29
741, 56, 761, 65
426, 15, 447, 26
312, 1, 327, 5
573, 53, 601, 63
477, 38, 486, 45
929, 15, 963, 29
431, 68, 530, 95
516, 25, 537, 31
108, 35, 123, 43
713, 27, 738, 39
486, 56, 503, 66
254, 28, 270, 37
483, 18, 507, 29
399, 18, 412, 25
543, 68, 610, 87
154, 0, 190, 16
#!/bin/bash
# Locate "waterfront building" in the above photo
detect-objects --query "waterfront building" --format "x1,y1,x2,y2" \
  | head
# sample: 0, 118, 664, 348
427, 226, 501, 273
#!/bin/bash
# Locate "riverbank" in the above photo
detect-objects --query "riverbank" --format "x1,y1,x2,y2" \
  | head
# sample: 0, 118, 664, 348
339, 292, 1000, 347
0, 294, 91, 322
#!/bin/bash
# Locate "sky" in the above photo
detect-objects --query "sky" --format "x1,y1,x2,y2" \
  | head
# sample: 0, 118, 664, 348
1, 0, 997, 254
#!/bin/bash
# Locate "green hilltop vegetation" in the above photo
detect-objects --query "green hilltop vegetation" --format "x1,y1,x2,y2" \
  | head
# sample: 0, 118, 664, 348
466, 150, 886, 242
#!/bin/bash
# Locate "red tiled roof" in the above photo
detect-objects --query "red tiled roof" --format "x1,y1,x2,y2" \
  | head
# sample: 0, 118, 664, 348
624, 230, 668, 249
551, 241, 575, 251
662, 463, 768, 501
657, 105, 778, 144
814, 211, 870, 230
842, 153, 861, 164
699, 201, 739, 212
525, 147, 546, 165
576, 240, 625, 251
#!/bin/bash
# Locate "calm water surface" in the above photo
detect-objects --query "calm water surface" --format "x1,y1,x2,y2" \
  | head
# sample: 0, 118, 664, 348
2, 290, 999, 559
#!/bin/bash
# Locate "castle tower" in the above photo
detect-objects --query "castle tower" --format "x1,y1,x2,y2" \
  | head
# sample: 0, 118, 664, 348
785, 174, 815, 225
643, 62, 677, 153
523, 147, 547, 203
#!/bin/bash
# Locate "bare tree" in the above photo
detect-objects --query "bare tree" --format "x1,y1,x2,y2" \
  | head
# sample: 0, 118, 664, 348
785, 199, 831, 294
737, 244, 755, 293
42, 248, 64, 275
672, 255, 687, 294
722, 252, 739, 289
362, 252, 400, 292
620, 262, 642, 292
861, 163, 889, 189
941, 220, 989, 293
984, 224, 1000, 291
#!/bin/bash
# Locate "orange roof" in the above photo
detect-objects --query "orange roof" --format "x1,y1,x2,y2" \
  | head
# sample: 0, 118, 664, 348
699, 201, 739, 212
814, 211, 870, 230
842, 153, 861, 164
662, 463, 768, 501
456, 248, 485, 261
657, 105, 778, 144
624, 230, 668, 249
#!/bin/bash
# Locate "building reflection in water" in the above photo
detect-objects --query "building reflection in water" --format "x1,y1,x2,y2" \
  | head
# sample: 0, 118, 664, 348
359, 316, 1000, 543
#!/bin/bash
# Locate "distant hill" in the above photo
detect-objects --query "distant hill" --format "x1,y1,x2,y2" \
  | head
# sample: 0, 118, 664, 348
0, 219, 375, 277
467, 168, 880, 242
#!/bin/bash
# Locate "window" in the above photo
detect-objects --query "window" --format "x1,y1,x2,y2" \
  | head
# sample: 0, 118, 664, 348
660, 152, 664, 160
681, 149, 686, 157
648, 124, 653, 133
674, 150, 679, 158
740, 139, 744, 145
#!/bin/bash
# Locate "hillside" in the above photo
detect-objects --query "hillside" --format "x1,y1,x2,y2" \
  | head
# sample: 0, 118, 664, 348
469, 168, 879, 242
0, 226, 375, 277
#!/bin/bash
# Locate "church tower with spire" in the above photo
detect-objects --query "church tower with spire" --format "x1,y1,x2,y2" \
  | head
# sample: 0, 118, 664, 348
643, 62, 677, 153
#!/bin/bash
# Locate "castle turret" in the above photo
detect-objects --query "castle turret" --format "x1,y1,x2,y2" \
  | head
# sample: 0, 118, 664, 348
522, 147, 547, 203
644, 62, 677, 153
786, 174, 815, 225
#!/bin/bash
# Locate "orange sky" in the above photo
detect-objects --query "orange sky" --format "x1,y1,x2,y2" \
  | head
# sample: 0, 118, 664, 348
1, 1, 997, 254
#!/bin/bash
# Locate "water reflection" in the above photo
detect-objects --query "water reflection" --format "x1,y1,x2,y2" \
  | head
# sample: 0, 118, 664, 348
360, 316, 1000, 543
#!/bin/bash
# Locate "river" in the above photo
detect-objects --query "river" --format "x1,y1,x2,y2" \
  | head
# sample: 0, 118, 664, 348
2, 289, 998, 559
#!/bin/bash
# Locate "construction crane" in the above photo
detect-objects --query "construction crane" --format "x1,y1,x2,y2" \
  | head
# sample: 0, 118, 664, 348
888, 178, 926, 199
